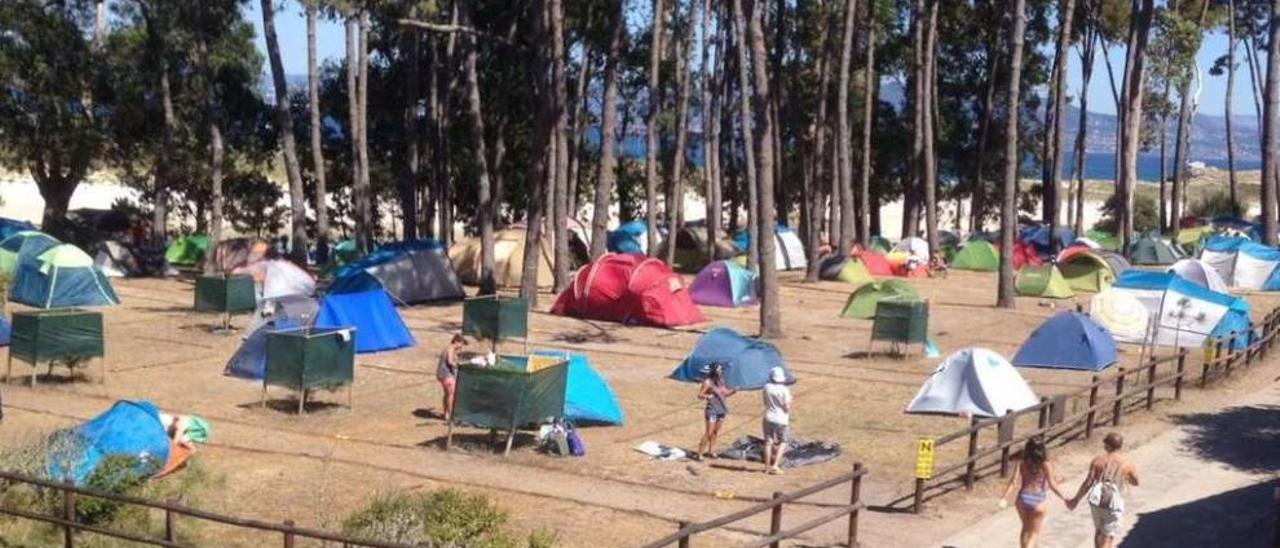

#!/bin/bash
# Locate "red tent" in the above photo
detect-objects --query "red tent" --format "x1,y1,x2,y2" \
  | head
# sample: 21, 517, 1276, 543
1056, 244, 1090, 264
551, 254, 705, 327
852, 250, 894, 276
1012, 241, 1043, 270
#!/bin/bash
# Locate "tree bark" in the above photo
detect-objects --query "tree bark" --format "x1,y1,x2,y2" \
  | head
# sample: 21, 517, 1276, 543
522, 0, 554, 303
971, 27, 1000, 234
568, 50, 593, 217
703, 0, 724, 263
346, 11, 364, 249
1119, 0, 1155, 248
857, 0, 876, 246
836, 0, 859, 254
998, 0, 1028, 309
732, 0, 760, 271
921, 0, 939, 253
645, 0, 665, 257
550, 0, 571, 292
358, 7, 373, 249
461, 1, 497, 295
307, 2, 329, 262
744, 0, 781, 338
400, 6, 421, 242
903, 0, 924, 239
805, 10, 834, 283
1071, 19, 1096, 235
261, 0, 308, 264
1262, 0, 1280, 246
590, 3, 625, 259
1043, 0, 1076, 255
1227, 0, 1239, 212
665, 3, 694, 266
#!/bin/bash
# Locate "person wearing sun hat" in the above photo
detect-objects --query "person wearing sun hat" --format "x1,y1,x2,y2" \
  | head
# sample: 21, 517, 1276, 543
761, 367, 793, 474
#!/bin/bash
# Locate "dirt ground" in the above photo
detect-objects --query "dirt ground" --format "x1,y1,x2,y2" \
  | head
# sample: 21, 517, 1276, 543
2, 269, 1278, 547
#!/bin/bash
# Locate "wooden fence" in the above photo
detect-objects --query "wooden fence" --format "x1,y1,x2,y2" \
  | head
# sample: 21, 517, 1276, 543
910, 307, 1280, 513
641, 463, 866, 548
0, 469, 412, 548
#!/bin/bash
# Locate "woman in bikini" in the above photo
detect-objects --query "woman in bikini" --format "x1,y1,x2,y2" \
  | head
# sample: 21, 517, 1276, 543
696, 363, 736, 460
1001, 437, 1068, 548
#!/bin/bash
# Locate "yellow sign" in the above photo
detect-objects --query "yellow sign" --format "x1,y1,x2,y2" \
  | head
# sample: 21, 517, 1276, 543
915, 438, 935, 480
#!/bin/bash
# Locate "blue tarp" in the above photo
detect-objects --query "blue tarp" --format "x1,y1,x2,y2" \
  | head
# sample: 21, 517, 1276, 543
668, 327, 794, 390
534, 351, 624, 425
0, 316, 9, 346
1012, 312, 1117, 372
1020, 225, 1076, 253
0, 218, 36, 242
606, 220, 648, 254
315, 290, 415, 353
47, 401, 170, 486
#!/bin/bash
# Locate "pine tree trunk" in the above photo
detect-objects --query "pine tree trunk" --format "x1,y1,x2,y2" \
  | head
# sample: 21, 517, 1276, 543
836, 0, 859, 254
197, 5, 223, 275
346, 11, 363, 249
857, 0, 876, 246
1043, 0, 1076, 254
400, 6, 421, 242
702, 0, 724, 263
1171, 86, 1192, 232
665, 2, 694, 266
523, 0, 554, 303
921, 0, 939, 253
262, 0, 309, 264
732, 0, 760, 271
971, 31, 1000, 234
1072, 30, 1092, 234
357, 7, 373, 249
805, 11, 833, 283
744, 0, 781, 338
645, 0, 665, 257
998, 0, 1027, 309
1227, 0, 1239, 212
307, 3, 329, 262
461, 2, 497, 295
568, 50, 593, 217
590, 3, 625, 259
1262, 0, 1280, 245
550, 0, 571, 291
1119, 0, 1155, 248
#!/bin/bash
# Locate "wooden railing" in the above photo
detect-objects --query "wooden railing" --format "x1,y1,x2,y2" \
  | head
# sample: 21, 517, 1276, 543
909, 307, 1280, 513
0, 469, 411, 548
641, 463, 866, 548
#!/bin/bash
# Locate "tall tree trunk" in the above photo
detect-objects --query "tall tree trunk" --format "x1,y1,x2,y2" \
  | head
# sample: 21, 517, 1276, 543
346, 11, 364, 249
523, 0, 554, 303
550, 0, 571, 291
703, 0, 724, 263
805, 11, 833, 283
1262, 0, 1280, 246
261, 0, 308, 264
732, 0, 760, 270
590, 3, 625, 259
1227, 0, 1239, 212
836, 0, 859, 254
921, 0, 939, 252
197, 4, 223, 275
153, 59, 174, 244
358, 7, 373, 248
1160, 80, 1170, 231
1171, 3, 1210, 233
971, 23, 1000, 233
307, 2, 329, 263
998, 0, 1028, 309
1072, 26, 1094, 234
744, 0, 781, 338
461, 2, 497, 295
645, 0, 665, 256
665, 3, 694, 265
567, 49, 593, 217
400, 7, 421, 241
1043, 0, 1076, 255
857, 0, 876, 246
903, 0, 923, 239
1119, 0, 1155, 248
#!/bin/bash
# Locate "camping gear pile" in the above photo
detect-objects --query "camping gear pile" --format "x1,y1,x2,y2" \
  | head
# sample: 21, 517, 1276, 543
2, 231, 119, 309
551, 253, 704, 327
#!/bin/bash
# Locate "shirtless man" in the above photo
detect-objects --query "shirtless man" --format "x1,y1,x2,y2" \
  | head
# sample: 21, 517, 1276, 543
1069, 432, 1139, 548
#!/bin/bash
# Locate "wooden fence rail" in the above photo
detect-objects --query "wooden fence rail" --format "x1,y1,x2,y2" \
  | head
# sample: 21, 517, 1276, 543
910, 307, 1280, 513
641, 462, 866, 548
0, 469, 412, 548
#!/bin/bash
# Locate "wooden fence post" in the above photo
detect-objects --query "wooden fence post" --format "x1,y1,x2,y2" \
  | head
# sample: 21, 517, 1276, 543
1203, 338, 1222, 387
999, 411, 1015, 478
1174, 350, 1186, 401
848, 463, 862, 548
1226, 332, 1239, 378
165, 498, 177, 543
677, 521, 691, 548
1112, 368, 1126, 427
283, 520, 295, 548
1085, 378, 1099, 439
1037, 398, 1048, 430
62, 481, 75, 548
913, 478, 925, 514
769, 491, 784, 548
1145, 356, 1157, 410
964, 416, 980, 490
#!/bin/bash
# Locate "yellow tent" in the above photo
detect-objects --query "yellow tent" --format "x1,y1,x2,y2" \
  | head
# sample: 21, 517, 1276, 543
449, 225, 554, 288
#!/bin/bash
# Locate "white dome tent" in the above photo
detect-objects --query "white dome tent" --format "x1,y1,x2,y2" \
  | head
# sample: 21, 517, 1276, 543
905, 348, 1039, 418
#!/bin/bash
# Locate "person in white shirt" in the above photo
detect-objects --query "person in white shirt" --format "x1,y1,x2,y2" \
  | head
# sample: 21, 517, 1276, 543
761, 367, 793, 474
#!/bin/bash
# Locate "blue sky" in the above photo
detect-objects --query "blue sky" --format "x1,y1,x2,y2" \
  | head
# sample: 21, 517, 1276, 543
244, 2, 1253, 118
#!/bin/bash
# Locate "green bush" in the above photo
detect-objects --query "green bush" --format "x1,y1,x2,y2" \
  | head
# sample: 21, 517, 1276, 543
1187, 189, 1242, 219
342, 489, 555, 548
1094, 192, 1159, 234
76, 455, 155, 526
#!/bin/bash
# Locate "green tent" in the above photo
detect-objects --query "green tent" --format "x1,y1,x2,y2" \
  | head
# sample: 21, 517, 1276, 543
819, 256, 874, 285
1015, 265, 1075, 299
868, 236, 893, 254
1128, 233, 1181, 265
951, 241, 1000, 272
165, 234, 209, 266
1084, 229, 1119, 251
840, 280, 919, 319
1175, 225, 1212, 254
1058, 252, 1115, 293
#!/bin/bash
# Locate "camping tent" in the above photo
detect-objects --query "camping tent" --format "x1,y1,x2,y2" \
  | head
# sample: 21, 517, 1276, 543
1020, 225, 1076, 254
235, 259, 316, 301
551, 253, 704, 327
1231, 242, 1280, 290
1011, 241, 1044, 270
893, 237, 931, 263
46, 400, 171, 486
533, 351, 624, 425
208, 238, 270, 273
668, 327, 794, 389
314, 290, 415, 353
1084, 229, 1120, 251
1100, 272, 1251, 348
0, 217, 36, 242
1129, 232, 1183, 265
868, 236, 893, 254
1090, 288, 1152, 343
905, 348, 1039, 417
1015, 265, 1075, 299
951, 241, 999, 272
94, 240, 174, 278
840, 280, 919, 319
1168, 258, 1229, 293
852, 250, 894, 276
1012, 312, 1116, 371
450, 226, 554, 289
0, 231, 59, 276
818, 255, 874, 285
1175, 225, 1214, 253
689, 260, 758, 307
164, 234, 208, 267
666, 221, 740, 272
607, 220, 650, 254
733, 226, 808, 271
336, 240, 466, 303
1199, 235, 1248, 285
10, 244, 120, 308
1058, 251, 1119, 292
225, 295, 319, 380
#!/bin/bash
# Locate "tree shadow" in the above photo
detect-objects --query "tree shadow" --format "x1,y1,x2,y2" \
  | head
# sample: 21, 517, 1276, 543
549, 326, 620, 345
1170, 404, 1280, 475
1121, 480, 1276, 548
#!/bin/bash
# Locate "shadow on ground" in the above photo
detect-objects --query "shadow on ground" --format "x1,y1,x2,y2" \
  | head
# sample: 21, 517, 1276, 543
1171, 404, 1280, 474
1121, 480, 1277, 548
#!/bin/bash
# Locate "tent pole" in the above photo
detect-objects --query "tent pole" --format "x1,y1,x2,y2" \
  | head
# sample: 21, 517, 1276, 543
503, 427, 516, 457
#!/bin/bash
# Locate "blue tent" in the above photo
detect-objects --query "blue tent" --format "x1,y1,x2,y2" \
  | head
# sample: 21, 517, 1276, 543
606, 220, 649, 254
534, 351, 624, 425
1012, 312, 1117, 371
225, 295, 318, 380
1114, 270, 1177, 290
47, 400, 170, 486
0, 217, 36, 242
668, 327, 794, 389
0, 316, 10, 346
1113, 271, 1251, 350
330, 239, 465, 304
1020, 225, 1076, 254
9, 244, 119, 308
314, 290, 415, 353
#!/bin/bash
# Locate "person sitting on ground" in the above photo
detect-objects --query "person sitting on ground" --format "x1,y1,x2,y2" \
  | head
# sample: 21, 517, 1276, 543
761, 367, 793, 474
437, 334, 466, 421
696, 363, 736, 460
1069, 432, 1139, 548
929, 250, 949, 278
1000, 437, 1068, 548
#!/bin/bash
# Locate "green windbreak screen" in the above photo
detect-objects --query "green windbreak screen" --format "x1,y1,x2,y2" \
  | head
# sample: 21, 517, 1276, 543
871, 299, 929, 344
194, 274, 257, 313
453, 359, 567, 430
462, 296, 529, 342
265, 327, 355, 391
10, 309, 104, 364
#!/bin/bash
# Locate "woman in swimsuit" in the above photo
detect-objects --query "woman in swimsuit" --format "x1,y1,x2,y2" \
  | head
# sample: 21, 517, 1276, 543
1001, 437, 1068, 548
437, 334, 466, 421
696, 363, 736, 460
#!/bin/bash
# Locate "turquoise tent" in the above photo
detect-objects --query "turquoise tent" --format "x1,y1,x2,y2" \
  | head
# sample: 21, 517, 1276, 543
0, 231, 59, 276
47, 400, 170, 486
9, 244, 119, 308
534, 351, 624, 425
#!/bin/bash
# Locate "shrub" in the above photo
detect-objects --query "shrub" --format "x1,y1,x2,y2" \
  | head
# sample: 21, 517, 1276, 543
76, 455, 155, 526
1094, 192, 1159, 234
1187, 189, 1242, 219
342, 489, 553, 548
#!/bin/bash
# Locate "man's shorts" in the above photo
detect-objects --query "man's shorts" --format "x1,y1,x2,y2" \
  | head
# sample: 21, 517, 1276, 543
762, 420, 789, 444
